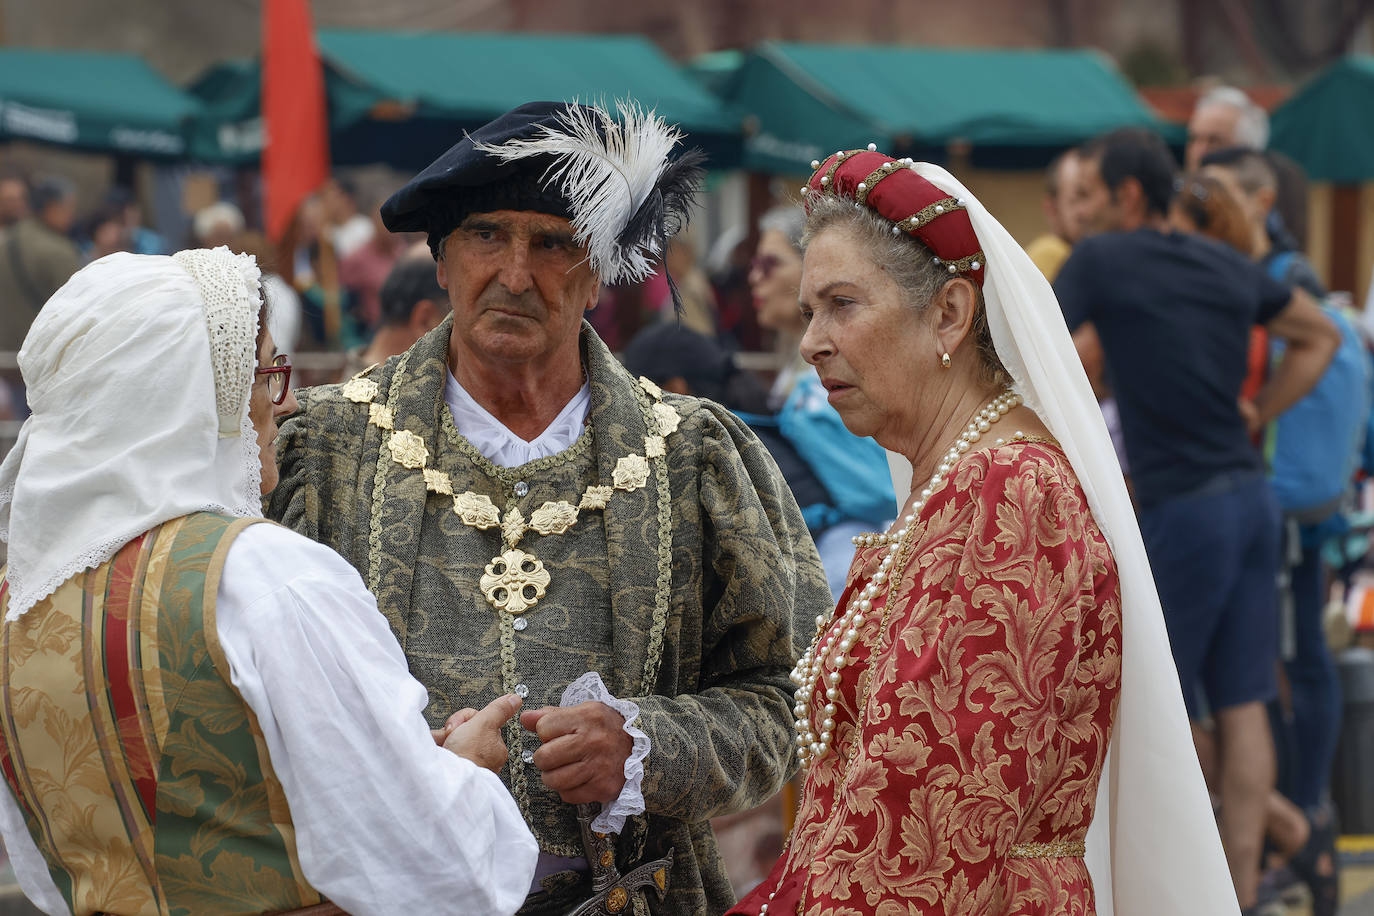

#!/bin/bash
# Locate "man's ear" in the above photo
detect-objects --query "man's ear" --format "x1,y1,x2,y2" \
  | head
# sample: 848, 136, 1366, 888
1254, 185, 1277, 216
1117, 177, 1148, 221
931, 277, 979, 357
435, 255, 449, 291
410, 298, 443, 334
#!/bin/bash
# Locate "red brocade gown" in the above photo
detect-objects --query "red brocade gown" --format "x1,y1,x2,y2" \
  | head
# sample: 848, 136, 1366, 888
730, 439, 1122, 916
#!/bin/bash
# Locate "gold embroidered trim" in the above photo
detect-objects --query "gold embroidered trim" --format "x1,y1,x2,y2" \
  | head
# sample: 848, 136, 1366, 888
896, 196, 964, 232
937, 251, 987, 273
367, 345, 417, 640
856, 161, 905, 207
640, 380, 674, 694
1008, 839, 1086, 859
355, 366, 680, 617
817, 151, 851, 192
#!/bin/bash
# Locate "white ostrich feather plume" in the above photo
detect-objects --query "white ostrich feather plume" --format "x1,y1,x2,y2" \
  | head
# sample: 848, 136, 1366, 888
473, 100, 682, 284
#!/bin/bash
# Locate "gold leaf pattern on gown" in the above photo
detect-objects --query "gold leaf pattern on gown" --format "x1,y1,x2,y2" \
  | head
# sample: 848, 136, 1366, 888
729, 441, 1123, 916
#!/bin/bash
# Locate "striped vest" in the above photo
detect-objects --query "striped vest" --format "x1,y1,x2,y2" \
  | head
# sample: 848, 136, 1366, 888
0, 512, 323, 916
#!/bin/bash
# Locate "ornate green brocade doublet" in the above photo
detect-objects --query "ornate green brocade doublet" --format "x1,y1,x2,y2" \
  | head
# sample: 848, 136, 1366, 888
268, 317, 831, 915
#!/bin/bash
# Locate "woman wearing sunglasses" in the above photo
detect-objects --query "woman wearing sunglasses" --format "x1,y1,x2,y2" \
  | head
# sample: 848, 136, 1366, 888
747, 206, 897, 598
0, 248, 537, 915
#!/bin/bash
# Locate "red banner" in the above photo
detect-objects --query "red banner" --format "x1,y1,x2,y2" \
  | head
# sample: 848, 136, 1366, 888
262, 0, 329, 242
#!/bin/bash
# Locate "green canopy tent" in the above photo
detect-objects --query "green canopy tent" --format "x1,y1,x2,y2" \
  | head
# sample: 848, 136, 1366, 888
1269, 56, 1374, 183
318, 30, 742, 170
0, 48, 201, 159
722, 42, 1177, 174
1269, 55, 1374, 298
188, 32, 744, 172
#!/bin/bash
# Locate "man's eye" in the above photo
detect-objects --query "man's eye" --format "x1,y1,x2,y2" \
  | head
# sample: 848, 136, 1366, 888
541, 237, 569, 251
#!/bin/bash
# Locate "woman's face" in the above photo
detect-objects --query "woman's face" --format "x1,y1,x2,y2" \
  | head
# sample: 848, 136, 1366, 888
798, 226, 937, 450
748, 229, 805, 333
249, 329, 298, 495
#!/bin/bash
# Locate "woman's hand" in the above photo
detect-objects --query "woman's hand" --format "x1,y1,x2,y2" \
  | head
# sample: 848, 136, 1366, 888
442, 695, 522, 771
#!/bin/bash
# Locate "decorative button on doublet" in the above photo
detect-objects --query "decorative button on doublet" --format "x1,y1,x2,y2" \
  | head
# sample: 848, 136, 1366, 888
521, 749, 535, 764
513, 616, 528, 631
514, 480, 529, 497
515, 683, 530, 698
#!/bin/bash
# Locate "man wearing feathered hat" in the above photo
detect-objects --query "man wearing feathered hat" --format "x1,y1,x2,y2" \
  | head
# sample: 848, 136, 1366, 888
268, 101, 829, 915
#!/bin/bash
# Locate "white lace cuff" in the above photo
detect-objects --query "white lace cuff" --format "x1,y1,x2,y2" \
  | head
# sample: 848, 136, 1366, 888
559, 671, 650, 834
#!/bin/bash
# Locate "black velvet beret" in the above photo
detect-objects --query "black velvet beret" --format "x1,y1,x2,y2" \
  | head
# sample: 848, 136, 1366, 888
380, 101, 601, 258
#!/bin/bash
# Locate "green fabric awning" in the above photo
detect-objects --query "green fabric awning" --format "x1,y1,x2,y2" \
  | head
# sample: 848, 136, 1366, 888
0, 48, 201, 158
725, 42, 1174, 173
186, 32, 742, 170
1269, 56, 1374, 183
317, 30, 741, 170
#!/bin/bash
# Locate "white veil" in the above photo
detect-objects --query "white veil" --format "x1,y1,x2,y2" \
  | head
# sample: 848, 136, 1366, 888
0, 248, 265, 621
884, 163, 1240, 914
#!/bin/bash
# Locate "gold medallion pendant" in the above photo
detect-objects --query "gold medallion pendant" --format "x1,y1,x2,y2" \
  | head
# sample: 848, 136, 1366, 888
480, 548, 551, 615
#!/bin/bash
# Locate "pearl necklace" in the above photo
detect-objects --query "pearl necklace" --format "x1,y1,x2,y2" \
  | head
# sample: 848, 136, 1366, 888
789, 389, 1023, 769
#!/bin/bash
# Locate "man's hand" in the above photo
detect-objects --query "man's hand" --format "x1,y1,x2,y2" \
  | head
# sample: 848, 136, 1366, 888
443, 695, 521, 772
520, 702, 633, 805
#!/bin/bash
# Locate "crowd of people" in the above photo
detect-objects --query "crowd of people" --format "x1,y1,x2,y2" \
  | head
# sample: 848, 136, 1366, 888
0, 88, 1370, 916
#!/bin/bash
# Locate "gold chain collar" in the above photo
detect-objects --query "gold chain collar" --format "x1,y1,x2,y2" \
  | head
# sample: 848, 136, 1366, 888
342, 372, 680, 617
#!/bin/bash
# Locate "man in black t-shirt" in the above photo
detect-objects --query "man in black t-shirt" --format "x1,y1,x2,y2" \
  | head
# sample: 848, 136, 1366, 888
1054, 128, 1340, 911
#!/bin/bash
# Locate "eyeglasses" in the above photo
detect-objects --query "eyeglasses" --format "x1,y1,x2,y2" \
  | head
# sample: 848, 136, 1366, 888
750, 254, 782, 278
254, 354, 292, 405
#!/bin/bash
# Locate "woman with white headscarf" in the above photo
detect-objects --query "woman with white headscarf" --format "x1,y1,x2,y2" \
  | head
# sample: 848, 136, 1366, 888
728, 150, 1239, 915
0, 248, 537, 916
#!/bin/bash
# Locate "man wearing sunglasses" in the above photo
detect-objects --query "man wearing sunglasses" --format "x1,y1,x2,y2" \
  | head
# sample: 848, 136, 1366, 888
268, 101, 830, 916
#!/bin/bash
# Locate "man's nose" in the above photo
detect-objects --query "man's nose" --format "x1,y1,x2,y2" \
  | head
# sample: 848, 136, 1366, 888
497, 243, 535, 295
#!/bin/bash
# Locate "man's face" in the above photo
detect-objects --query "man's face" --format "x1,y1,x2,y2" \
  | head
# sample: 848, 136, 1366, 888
1050, 153, 1086, 243
1070, 156, 1122, 237
0, 180, 28, 226
1186, 103, 1242, 171
437, 210, 598, 369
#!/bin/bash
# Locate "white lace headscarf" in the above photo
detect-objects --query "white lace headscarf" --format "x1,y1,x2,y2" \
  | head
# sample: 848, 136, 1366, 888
0, 247, 265, 621
879, 164, 1239, 915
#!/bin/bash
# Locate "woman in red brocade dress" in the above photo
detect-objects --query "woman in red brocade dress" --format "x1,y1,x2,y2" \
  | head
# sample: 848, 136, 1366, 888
730, 148, 1241, 916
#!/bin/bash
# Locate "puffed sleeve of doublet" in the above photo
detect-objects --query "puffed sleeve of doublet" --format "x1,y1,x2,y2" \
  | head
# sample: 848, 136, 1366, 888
216, 524, 539, 916
841, 447, 1121, 908
633, 401, 833, 821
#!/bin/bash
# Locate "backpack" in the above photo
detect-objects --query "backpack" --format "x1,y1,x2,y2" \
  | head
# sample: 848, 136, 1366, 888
1265, 251, 1373, 524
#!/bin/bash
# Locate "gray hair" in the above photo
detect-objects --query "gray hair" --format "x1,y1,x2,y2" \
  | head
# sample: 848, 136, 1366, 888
1196, 86, 1269, 150
801, 194, 1007, 386
758, 204, 806, 250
